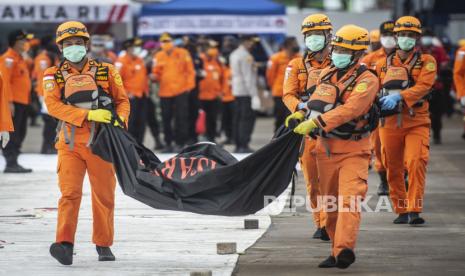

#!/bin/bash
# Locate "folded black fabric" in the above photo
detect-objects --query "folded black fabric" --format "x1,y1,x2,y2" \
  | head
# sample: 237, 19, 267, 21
92, 124, 301, 216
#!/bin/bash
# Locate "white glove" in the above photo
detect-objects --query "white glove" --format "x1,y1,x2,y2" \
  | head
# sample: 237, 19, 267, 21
251, 95, 261, 111
460, 96, 465, 106
0, 131, 9, 148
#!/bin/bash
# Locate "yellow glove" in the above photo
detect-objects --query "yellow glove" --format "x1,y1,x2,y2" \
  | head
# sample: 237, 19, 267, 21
87, 109, 112, 123
114, 116, 125, 127
285, 111, 305, 127
294, 119, 318, 135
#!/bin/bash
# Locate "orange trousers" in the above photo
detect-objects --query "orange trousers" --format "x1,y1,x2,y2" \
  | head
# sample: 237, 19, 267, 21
370, 128, 385, 172
300, 138, 326, 229
379, 125, 429, 214
56, 143, 116, 246
316, 150, 370, 257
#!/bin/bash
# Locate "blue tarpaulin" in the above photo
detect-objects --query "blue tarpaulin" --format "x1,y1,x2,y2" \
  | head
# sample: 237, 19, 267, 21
140, 0, 285, 16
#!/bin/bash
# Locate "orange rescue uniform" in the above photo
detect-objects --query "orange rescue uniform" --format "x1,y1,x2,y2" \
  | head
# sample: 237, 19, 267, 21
199, 55, 223, 101
453, 45, 465, 101
0, 73, 14, 131
313, 64, 379, 257
222, 65, 234, 103
0, 48, 32, 105
266, 50, 300, 97
33, 51, 54, 96
115, 53, 149, 98
283, 54, 331, 230
152, 47, 195, 98
361, 48, 390, 173
44, 59, 130, 246
376, 51, 436, 214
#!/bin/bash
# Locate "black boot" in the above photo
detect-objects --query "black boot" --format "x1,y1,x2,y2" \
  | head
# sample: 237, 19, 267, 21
318, 255, 336, 268
393, 213, 409, 224
376, 171, 389, 196
312, 228, 322, 239
96, 246, 115, 261
336, 248, 356, 269
4, 164, 33, 173
320, 227, 330, 241
408, 212, 425, 225
50, 242, 74, 265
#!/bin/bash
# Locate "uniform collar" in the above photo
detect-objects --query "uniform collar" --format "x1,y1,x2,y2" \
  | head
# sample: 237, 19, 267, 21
61, 58, 97, 73
394, 49, 418, 65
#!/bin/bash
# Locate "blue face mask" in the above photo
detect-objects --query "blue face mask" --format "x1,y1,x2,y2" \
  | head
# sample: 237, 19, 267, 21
63, 45, 87, 63
331, 52, 352, 69
397, 36, 416, 51
305, 35, 325, 52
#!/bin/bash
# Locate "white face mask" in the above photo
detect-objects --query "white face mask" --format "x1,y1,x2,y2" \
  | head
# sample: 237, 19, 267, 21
421, 36, 433, 46
132, 46, 142, 56
380, 36, 396, 49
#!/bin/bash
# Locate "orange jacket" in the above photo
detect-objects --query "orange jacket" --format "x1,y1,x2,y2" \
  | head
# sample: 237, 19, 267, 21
44, 59, 130, 147
453, 45, 465, 100
282, 53, 331, 112
314, 64, 379, 153
361, 48, 389, 70
222, 65, 234, 102
0, 48, 32, 105
115, 53, 148, 98
0, 73, 14, 131
266, 50, 301, 97
199, 55, 223, 101
376, 50, 436, 129
33, 51, 54, 96
152, 47, 195, 98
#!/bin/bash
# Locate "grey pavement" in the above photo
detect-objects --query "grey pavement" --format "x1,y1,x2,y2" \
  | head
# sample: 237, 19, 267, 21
234, 115, 465, 275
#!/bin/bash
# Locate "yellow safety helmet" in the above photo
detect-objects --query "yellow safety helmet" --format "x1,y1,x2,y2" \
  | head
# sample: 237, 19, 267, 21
369, 29, 380, 43
331, 24, 369, 51
394, 16, 422, 34
458, 38, 465, 48
56, 21, 90, 44
301, 14, 332, 34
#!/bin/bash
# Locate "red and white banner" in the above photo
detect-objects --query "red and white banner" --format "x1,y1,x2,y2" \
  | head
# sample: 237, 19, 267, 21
0, 5, 130, 23
138, 15, 287, 35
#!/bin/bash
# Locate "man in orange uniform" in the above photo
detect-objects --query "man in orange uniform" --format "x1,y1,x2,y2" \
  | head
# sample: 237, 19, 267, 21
198, 42, 223, 142
0, 73, 13, 149
44, 21, 130, 265
152, 33, 195, 152
33, 37, 59, 154
361, 21, 396, 195
0, 30, 34, 173
116, 38, 148, 144
368, 29, 381, 53
221, 59, 235, 144
283, 14, 332, 241
376, 16, 436, 225
266, 36, 300, 131
287, 24, 378, 269
453, 40, 465, 139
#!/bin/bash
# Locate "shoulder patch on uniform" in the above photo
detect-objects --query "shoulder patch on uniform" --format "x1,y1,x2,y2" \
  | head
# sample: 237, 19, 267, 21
354, 82, 368, 93
425, 62, 436, 72
43, 80, 55, 92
